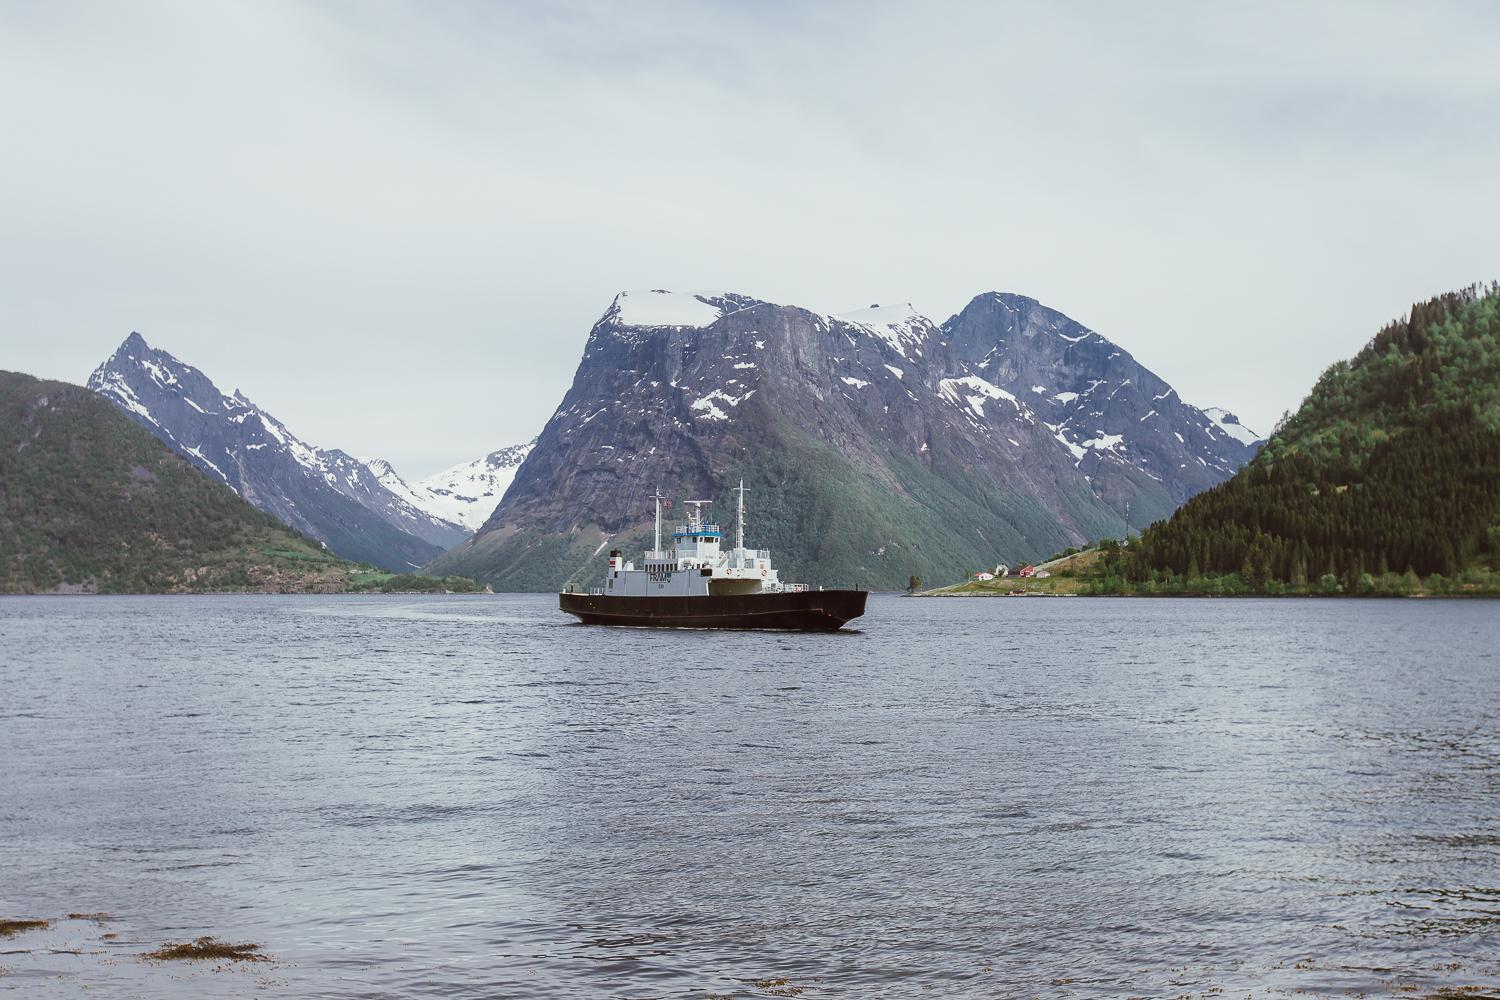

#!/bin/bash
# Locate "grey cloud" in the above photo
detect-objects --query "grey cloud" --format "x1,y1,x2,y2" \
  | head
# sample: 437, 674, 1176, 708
2, 0, 1496, 474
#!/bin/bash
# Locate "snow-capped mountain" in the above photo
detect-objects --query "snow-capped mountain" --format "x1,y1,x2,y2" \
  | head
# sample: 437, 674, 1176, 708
362, 440, 535, 534
429, 289, 1262, 591
87, 333, 467, 570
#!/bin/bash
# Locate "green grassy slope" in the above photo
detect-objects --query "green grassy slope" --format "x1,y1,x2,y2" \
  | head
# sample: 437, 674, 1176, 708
707, 421, 1079, 589
1128, 284, 1500, 592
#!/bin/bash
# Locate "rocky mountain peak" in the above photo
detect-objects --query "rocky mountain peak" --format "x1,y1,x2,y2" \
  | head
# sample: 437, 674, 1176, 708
939, 292, 1264, 490
87, 333, 465, 568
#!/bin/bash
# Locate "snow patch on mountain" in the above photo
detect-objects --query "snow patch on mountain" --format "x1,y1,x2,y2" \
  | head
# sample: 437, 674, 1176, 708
90, 370, 161, 426
835, 302, 933, 360
610, 290, 725, 329
1081, 431, 1126, 453
690, 388, 754, 421
141, 358, 179, 388
939, 375, 1019, 420
1202, 407, 1261, 446
691, 397, 728, 421
1048, 424, 1088, 462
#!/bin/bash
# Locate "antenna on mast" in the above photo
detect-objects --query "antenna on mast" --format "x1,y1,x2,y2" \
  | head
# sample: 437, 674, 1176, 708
684, 500, 711, 532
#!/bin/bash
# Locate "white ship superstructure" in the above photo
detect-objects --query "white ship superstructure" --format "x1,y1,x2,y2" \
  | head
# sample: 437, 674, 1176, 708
599, 482, 807, 598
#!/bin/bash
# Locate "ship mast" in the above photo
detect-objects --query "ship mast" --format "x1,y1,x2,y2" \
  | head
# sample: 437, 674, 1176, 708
652, 487, 664, 558
736, 479, 747, 554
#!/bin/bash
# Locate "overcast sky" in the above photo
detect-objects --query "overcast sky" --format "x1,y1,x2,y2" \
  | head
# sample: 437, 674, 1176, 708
3, 1, 1497, 476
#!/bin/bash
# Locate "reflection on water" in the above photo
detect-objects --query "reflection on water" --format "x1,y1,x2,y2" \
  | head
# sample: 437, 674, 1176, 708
1, 594, 1498, 998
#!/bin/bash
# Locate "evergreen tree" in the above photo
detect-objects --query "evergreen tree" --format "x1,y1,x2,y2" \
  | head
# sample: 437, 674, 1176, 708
1127, 285, 1500, 590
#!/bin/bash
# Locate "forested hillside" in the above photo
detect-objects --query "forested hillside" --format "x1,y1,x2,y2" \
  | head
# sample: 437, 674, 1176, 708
1127, 284, 1500, 594
1, 371, 400, 593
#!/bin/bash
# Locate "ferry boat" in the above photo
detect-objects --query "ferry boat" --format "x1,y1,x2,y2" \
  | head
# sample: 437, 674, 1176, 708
558, 483, 867, 630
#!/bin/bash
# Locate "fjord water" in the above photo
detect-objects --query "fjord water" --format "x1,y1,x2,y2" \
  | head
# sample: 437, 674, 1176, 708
2, 596, 1497, 998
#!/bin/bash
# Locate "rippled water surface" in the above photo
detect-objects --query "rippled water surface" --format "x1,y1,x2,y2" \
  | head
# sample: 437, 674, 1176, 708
2, 594, 1499, 998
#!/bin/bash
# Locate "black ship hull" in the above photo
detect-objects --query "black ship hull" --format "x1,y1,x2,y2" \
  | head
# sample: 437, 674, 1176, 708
559, 589, 867, 631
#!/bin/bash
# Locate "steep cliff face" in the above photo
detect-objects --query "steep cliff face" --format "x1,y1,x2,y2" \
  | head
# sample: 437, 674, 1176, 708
88, 333, 460, 570
429, 290, 1260, 591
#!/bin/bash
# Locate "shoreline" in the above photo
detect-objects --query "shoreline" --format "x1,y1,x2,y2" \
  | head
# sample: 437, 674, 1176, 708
8, 588, 1498, 600
0, 588, 496, 598
915, 587, 1500, 599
